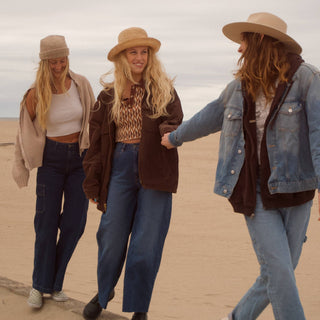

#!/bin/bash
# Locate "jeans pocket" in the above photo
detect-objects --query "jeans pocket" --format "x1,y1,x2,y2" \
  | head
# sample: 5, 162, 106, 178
36, 184, 46, 214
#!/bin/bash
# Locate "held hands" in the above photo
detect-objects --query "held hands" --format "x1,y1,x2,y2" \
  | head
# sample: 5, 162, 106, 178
89, 198, 98, 204
161, 132, 175, 149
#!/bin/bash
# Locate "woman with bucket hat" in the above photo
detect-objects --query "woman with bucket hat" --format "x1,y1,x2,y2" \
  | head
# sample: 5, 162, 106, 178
162, 12, 320, 320
12, 35, 95, 309
82, 27, 183, 320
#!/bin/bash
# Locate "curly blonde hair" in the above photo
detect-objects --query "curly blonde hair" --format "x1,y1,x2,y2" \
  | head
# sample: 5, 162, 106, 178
235, 32, 290, 101
33, 58, 69, 129
100, 48, 175, 123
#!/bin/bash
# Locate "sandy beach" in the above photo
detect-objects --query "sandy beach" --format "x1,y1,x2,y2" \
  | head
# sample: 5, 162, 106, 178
0, 118, 319, 320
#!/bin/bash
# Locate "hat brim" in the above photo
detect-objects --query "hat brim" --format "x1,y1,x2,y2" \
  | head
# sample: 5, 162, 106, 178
222, 22, 302, 54
108, 38, 161, 61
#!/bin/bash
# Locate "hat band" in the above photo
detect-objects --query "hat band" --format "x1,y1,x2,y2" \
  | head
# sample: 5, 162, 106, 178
39, 47, 70, 60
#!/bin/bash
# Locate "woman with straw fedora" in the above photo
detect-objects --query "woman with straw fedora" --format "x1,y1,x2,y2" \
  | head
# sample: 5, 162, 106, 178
162, 12, 320, 320
82, 27, 183, 320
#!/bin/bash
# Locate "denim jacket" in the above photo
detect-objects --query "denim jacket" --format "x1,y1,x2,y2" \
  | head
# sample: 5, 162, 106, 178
169, 63, 320, 199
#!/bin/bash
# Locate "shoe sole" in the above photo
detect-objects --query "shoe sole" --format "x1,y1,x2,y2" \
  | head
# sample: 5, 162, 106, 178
108, 289, 115, 301
82, 290, 115, 320
83, 310, 102, 320
27, 301, 42, 308
52, 297, 69, 302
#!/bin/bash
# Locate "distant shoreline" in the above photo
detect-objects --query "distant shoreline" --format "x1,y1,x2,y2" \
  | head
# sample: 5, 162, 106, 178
0, 117, 18, 121
0, 143, 14, 146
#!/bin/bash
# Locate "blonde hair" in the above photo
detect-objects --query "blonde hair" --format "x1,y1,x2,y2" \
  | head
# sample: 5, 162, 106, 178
100, 48, 175, 123
235, 32, 290, 101
34, 58, 69, 129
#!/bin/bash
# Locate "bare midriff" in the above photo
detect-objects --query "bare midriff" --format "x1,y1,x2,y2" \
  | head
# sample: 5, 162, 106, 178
47, 131, 80, 143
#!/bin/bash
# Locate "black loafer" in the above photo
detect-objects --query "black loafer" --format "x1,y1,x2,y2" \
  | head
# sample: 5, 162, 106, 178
83, 289, 115, 320
132, 312, 148, 320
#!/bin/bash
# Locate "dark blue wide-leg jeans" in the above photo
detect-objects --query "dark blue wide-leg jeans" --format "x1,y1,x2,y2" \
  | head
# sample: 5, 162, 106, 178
97, 143, 172, 312
32, 138, 88, 293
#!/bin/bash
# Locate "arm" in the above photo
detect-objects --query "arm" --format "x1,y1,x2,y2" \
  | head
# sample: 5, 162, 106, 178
161, 90, 226, 149
158, 89, 183, 136
161, 132, 174, 149
83, 77, 96, 115
25, 88, 36, 120
302, 66, 320, 221
12, 89, 37, 188
12, 131, 30, 188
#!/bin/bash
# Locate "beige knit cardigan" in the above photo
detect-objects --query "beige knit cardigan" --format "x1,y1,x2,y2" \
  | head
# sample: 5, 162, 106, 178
12, 70, 95, 188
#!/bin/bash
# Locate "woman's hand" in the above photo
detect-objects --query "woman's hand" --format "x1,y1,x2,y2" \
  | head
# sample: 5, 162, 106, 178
89, 198, 99, 204
161, 133, 175, 149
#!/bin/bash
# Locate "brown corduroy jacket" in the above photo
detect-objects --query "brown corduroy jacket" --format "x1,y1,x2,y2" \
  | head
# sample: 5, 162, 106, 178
82, 88, 183, 212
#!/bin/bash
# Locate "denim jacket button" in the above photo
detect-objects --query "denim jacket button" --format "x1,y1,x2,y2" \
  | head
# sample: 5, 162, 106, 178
227, 113, 232, 119
231, 170, 235, 174
223, 189, 228, 194
237, 149, 242, 154
288, 108, 293, 113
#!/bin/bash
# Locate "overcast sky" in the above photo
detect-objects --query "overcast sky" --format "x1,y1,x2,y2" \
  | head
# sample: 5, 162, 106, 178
1, 0, 320, 119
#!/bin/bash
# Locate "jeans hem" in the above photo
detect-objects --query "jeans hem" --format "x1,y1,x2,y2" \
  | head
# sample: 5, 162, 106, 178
32, 284, 54, 294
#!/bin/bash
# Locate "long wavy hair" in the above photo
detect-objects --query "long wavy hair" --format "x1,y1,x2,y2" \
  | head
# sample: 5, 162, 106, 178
34, 58, 69, 129
100, 48, 175, 123
235, 32, 290, 101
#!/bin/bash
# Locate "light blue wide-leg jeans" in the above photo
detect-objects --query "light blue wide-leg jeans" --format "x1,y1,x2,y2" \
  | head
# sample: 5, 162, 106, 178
96, 143, 172, 312
232, 191, 312, 320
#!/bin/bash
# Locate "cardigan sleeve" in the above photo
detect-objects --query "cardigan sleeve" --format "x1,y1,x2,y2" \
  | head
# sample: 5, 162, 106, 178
12, 95, 45, 188
12, 130, 30, 188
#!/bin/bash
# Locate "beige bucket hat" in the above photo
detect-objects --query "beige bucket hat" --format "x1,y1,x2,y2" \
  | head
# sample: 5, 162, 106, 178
108, 27, 161, 61
222, 12, 302, 54
39, 35, 69, 60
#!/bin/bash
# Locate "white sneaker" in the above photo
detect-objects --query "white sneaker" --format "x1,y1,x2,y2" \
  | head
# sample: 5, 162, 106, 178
51, 290, 69, 302
27, 288, 43, 308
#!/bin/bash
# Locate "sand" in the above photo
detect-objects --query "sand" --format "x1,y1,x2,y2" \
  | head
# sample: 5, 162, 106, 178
0, 118, 319, 320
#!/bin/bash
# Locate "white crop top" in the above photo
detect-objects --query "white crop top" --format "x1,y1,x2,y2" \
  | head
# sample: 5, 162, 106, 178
46, 80, 83, 137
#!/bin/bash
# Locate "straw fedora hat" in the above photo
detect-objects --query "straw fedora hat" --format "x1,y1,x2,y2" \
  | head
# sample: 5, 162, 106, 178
108, 27, 161, 61
222, 12, 302, 54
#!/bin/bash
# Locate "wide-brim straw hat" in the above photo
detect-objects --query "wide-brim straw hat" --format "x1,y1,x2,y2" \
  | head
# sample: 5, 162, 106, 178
222, 12, 302, 54
108, 27, 161, 61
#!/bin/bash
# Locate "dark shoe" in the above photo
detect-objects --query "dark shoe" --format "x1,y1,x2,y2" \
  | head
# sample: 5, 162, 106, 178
83, 289, 115, 320
132, 312, 148, 320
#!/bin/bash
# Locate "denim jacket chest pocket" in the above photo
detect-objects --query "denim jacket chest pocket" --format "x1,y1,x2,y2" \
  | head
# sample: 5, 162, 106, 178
276, 102, 304, 132
222, 106, 243, 138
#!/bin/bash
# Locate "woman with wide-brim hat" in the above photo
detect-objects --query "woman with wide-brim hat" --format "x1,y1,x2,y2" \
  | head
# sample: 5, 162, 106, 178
162, 12, 320, 320
82, 27, 183, 320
